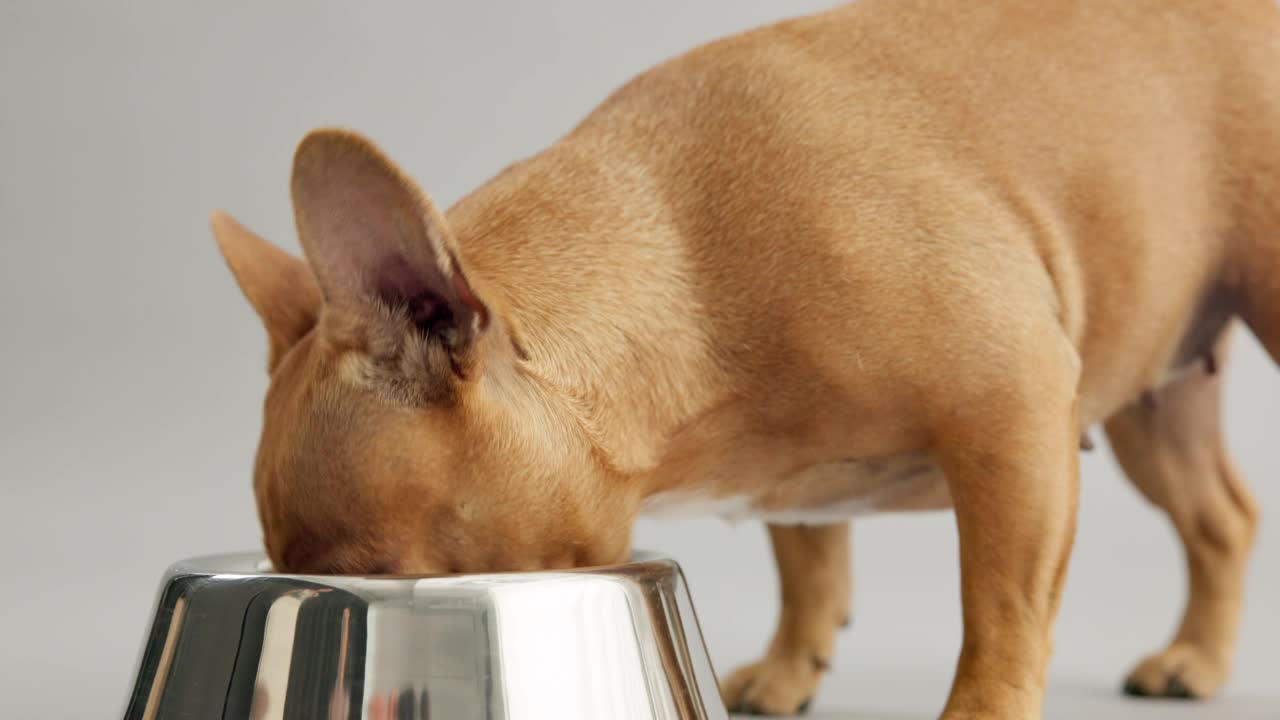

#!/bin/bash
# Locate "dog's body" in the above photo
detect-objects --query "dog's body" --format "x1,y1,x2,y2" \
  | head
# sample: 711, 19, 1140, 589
212, 1, 1278, 716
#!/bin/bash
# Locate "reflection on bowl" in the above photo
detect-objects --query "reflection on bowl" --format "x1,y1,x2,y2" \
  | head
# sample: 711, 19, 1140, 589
121, 551, 727, 720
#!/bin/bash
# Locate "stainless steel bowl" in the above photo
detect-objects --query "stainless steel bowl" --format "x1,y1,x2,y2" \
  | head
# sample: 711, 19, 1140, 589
122, 551, 727, 720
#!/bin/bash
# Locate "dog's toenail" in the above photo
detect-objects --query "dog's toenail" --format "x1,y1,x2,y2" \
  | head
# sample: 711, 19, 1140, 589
798, 698, 813, 714
1166, 677, 1195, 700
812, 655, 831, 672
841, 615, 852, 629
1123, 680, 1149, 697
1079, 432, 1095, 451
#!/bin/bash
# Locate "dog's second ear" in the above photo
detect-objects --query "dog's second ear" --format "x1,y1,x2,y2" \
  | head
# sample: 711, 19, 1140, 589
211, 211, 322, 372
290, 129, 489, 371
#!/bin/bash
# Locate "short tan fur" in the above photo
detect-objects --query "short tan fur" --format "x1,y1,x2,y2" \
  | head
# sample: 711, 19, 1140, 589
212, 2, 1278, 716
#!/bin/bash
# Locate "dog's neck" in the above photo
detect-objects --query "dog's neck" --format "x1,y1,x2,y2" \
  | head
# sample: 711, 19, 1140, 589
446, 139, 721, 489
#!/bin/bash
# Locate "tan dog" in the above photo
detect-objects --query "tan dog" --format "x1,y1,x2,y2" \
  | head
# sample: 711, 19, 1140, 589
211, 1, 1277, 717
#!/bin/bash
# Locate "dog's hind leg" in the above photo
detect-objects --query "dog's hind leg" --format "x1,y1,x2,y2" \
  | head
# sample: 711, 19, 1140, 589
1104, 326, 1259, 699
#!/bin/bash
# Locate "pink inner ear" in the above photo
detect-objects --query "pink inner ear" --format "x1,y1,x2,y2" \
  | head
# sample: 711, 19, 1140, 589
372, 252, 455, 331
297, 157, 433, 304
293, 130, 487, 347
323, 185, 417, 295
374, 251, 425, 301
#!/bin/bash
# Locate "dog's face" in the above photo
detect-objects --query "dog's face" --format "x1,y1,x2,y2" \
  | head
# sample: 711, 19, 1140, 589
212, 130, 634, 575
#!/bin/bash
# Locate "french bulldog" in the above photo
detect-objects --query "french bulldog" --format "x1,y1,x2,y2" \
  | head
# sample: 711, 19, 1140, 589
212, 1, 1277, 716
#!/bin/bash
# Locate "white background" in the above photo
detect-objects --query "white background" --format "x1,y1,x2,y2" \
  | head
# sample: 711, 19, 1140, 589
1, 2, 1275, 717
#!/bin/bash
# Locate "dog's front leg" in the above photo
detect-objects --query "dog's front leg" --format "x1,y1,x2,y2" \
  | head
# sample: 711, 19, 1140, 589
721, 522, 851, 716
934, 381, 1082, 719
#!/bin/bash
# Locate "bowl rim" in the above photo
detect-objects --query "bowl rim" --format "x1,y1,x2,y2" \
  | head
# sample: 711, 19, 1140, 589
164, 549, 676, 583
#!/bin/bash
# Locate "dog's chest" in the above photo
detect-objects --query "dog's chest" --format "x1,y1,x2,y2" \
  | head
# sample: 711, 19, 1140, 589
641, 452, 948, 525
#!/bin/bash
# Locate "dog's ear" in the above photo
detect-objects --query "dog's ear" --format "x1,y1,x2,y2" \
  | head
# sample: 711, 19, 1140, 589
211, 211, 322, 372
290, 129, 489, 369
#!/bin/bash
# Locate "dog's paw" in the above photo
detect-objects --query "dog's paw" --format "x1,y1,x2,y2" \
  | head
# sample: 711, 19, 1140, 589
720, 655, 821, 716
1122, 643, 1229, 700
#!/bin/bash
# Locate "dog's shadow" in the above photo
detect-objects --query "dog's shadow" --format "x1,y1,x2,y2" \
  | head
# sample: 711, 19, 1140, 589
732, 707, 921, 712
809, 714, 917, 720
739, 682, 1280, 720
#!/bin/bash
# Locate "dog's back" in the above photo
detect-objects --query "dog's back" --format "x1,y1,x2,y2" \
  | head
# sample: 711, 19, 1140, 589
453, 0, 1280, 440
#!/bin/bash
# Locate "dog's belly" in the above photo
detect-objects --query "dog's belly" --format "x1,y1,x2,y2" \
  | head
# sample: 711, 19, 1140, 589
641, 452, 950, 525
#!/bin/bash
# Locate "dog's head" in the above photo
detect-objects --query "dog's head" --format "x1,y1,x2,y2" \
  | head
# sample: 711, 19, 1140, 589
212, 130, 634, 575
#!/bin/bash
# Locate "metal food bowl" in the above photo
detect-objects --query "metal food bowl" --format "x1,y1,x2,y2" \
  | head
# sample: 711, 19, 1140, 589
122, 551, 727, 720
